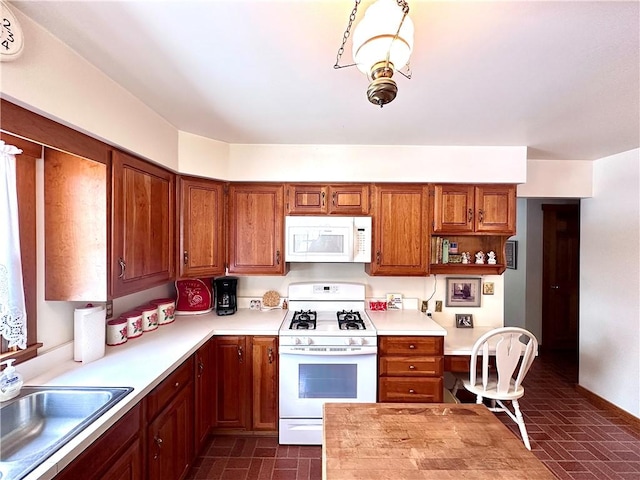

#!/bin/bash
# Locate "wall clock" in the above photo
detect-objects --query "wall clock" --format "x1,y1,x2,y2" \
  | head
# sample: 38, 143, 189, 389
0, 1, 24, 61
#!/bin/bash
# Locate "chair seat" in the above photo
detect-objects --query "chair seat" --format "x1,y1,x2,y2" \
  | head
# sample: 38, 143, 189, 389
463, 376, 525, 401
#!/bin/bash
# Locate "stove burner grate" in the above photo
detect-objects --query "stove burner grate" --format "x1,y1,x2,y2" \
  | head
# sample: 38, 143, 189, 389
290, 310, 317, 330
337, 310, 366, 330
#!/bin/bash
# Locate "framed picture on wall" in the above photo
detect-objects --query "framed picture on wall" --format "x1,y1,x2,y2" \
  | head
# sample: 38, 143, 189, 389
505, 240, 518, 269
445, 278, 481, 307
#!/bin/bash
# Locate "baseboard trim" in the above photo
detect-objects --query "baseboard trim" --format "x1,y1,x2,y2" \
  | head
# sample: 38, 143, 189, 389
575, 384, 640, 434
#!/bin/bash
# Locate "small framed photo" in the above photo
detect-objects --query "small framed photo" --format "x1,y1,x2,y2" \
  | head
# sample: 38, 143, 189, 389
456, 314, 474, 328
446, 277, 481, 307
505, 240, 517, 269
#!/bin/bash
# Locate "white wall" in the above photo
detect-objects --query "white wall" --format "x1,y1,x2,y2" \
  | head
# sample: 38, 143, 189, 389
2, 9, 178, 169
518, 160, 593, 198
580, 149, 640, 417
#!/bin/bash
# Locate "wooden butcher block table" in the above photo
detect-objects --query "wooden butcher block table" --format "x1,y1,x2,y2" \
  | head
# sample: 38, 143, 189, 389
323, 403, 554, 480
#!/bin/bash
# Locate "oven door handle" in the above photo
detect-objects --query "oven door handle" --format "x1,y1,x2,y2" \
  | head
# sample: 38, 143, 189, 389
280, 348, 376, 356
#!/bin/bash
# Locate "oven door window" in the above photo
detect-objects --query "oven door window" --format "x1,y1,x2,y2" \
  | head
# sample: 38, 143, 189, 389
299, 364, 357, 399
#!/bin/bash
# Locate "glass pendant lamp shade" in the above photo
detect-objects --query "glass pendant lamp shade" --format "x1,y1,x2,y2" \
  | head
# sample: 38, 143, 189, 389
352, 0, 414, 77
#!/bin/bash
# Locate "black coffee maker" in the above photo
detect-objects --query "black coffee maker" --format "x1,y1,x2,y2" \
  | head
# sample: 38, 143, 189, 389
213, 276, 238, 316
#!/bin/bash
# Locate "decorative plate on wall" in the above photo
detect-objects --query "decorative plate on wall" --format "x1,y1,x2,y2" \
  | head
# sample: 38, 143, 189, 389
1, 1, 25, 62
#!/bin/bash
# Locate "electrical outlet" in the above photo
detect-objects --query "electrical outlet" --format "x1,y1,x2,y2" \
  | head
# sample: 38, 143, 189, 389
105, 300, 113, 319
435, 300, 442, 312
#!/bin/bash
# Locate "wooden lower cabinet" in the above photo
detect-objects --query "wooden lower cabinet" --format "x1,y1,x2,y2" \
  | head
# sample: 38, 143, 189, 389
194, 339, 214, 452
147, 383, 194, 480
251, 336, 278, 431
212, 335, 279, 433
378, 336, 444, 403
146, 357, 195, 480
213, 336, 251, 430
55, 404, 143, 480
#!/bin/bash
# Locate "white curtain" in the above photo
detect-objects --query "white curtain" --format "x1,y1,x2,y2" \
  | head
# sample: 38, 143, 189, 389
0, 140, 27, 350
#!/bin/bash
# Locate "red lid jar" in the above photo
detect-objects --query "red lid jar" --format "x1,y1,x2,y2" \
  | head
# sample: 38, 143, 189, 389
151, 298, 176, 325
106, 317, 128, 346
138, 304, 159, 332
121, 310, 143, 339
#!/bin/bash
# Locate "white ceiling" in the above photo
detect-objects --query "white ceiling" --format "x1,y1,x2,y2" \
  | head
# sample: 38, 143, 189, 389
10, 0, 640, 160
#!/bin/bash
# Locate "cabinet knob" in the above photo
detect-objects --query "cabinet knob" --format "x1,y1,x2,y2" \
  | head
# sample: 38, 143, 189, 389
322, 191, 326, 208
276, 250, 281, 265
118, 258, 126, 279
467, 208, 473, 223
198, 361, 204, 377
332, 191, 336, 207
238, 345, 244, 363
409, 365, 416, 370
174, 382, 180, 389
155, 436, 163, 448
268, 347, 274, 364
183, 250, 189, 265
409, 344, 416, 349
409, 389, 416, 394
478, 209, 484, 223
376, 251, 381, 265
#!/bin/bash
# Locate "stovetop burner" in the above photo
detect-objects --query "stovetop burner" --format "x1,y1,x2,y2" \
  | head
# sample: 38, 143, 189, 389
289, 310, 317, 330
337, 310, 366, 330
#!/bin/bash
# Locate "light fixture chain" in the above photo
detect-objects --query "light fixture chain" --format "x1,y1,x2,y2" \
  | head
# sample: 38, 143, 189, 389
334, 0, 361, 69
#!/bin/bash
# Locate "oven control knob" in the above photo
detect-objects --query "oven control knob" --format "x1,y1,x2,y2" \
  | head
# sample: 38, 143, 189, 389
296, 337, 312, 345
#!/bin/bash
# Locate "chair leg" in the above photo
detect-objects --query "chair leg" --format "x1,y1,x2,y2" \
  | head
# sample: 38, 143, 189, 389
512, 399, 531, 450
475, 395, 483, 405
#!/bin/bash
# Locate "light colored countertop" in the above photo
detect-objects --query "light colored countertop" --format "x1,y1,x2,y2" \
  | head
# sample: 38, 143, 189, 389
14, 307, 495, 480
366, 309, 447, 336
323, 403, 554, 480
18, 308, 287, 480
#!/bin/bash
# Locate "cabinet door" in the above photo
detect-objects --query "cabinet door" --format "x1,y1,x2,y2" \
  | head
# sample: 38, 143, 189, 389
55, 404, 143, 480
286, 184, 328, 214
432, 184, 475, 233
213, 336, 250, 430
228, 184, 287, 275
179, 177, 225, 278
147, 383, 194, 480
112, 150, 175, 297
327, 184, 370, 215
474, 184, 516, 234
251, 336, 278, 431
100, 438, 143, 480
194, 340, 214, 452
366, 184, 429, 276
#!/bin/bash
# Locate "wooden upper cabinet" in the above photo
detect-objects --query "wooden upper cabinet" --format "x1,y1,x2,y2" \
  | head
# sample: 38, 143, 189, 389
433, 184, 516, 235
228, 183, 288, 275
112, 151, 176, 298
286, 184, 369, 215
178, 177, 225, 278
45, 148, 108, 301
366, 184, 429, 276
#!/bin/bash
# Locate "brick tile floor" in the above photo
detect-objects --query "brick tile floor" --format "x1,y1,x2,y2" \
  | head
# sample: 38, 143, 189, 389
186, 352, 639, 480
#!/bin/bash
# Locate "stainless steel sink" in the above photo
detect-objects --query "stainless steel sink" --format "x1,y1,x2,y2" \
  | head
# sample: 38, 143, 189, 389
0, 386, 132, 480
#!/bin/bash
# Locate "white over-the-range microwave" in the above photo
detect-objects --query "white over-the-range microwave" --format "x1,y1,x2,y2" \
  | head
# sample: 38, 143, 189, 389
284, 216, 372, 263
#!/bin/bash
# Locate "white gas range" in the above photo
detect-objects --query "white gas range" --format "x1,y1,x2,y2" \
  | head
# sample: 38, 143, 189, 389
278, 282, 377, 445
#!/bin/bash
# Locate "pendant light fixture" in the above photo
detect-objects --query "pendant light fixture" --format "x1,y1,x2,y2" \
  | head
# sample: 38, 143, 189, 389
334, 0, 414, 107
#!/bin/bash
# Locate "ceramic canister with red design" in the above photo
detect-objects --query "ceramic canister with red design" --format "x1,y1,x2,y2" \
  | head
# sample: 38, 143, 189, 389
139, 304, 159, 332
151, 298, 176, 325
106, 317, 128, 346
122, 310, 143, 339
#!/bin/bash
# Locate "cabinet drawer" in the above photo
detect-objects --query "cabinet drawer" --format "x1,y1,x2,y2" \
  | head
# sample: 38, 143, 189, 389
146, 356, 194, 422
444, 355, 471, 373
378, 377, 443, 403
379, 336, 443, 356
379, 356, 443, 377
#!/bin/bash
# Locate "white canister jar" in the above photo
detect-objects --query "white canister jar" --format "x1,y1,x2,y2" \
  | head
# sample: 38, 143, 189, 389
123, 310, 143, 339
106, 317, 128, 346
151, 298, 176, 325
139, 304, 159, 332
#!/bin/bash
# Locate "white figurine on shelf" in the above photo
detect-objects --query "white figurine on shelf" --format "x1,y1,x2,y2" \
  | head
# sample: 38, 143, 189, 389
461, 252, 470, 264
487, 251, 497, 264
475, 251, 485, 264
